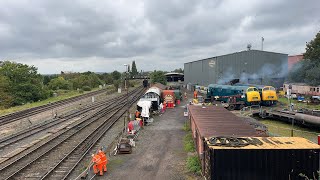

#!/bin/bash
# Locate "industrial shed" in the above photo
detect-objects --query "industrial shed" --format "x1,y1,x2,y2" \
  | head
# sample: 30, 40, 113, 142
184, 50, 288, 88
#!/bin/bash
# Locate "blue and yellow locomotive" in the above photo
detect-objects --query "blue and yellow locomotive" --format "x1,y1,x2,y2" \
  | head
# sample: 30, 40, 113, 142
234, 84, 278, 106
207, 84, 261, 109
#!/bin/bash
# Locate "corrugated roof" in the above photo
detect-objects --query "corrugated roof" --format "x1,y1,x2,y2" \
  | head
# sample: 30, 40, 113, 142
205, 137, 320, 149
144, 87, 161, 96
188, 105, 262, 138
164, 72, 184, 76
185, 50, 288, 64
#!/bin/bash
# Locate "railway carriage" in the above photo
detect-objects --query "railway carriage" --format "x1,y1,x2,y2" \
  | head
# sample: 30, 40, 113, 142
140, 87, 161, 111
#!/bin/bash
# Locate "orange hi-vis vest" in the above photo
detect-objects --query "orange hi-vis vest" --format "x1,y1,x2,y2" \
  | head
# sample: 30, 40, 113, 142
98, 151, 108, 164
92, 154, 102, 164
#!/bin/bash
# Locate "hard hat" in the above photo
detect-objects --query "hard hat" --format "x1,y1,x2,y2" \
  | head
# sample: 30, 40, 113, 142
91, 154, 95, 157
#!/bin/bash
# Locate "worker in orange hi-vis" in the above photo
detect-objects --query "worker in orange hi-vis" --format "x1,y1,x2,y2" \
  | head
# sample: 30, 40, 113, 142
193, 90, 198, 99
91, 154, 103, 175
98, 149, 108, 172
135, 110, 141, 119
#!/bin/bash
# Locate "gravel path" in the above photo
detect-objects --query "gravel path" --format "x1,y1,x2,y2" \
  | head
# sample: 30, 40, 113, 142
96, 100, 188, 180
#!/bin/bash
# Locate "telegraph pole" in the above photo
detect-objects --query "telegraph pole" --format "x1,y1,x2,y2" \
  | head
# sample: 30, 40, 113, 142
124, 64, 129, 122
288, 84, 294, 136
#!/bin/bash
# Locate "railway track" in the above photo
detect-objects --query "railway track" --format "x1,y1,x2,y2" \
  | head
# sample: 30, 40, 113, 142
0, 88, 111, 126
0, 90, 133, 150
0, 86, 144, 179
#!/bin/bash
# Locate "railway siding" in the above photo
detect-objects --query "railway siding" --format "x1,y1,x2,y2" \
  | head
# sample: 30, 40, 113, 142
0, 86, 144, 179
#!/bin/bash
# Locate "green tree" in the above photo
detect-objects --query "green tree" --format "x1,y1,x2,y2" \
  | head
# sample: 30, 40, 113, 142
288, 31, 320, 85
48, 76, 71, 90
111, 71, 121, 80
70, 73, 103, 89
43, 74, 58, 85
0, 61, 49, 105
173, 68, 183, 73
150, 70, 167, 85
131, 61, 138, 78
304, 31, 320, 62
0, 75, 13, 108
100, 73, 113, 84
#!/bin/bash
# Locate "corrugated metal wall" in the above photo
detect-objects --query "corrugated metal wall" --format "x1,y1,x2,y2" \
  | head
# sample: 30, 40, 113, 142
184, 50, 288, 87
209, 148, 320, 180
203, 142, 320, 180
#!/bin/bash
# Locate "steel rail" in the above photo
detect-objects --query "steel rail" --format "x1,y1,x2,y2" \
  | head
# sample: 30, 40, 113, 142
0, 87, 143, 179
0, 91, 131, 149
41, 88, 144, 179
0, 88, 110, 126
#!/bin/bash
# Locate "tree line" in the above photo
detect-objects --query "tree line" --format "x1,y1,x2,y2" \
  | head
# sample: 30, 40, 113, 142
288, 31, 320, 86
0, 61, 140, 109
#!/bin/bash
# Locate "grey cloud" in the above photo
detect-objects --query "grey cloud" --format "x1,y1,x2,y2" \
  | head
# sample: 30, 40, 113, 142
0, 0, 319, 74
249, 0, 320, 30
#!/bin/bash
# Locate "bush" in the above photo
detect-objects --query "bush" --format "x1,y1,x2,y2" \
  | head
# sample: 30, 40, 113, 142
184, 133, 195, 152
82, 86, 91, 91
113, 79, 121, 90
186, 155, 201, 175
182, 122, 191, 131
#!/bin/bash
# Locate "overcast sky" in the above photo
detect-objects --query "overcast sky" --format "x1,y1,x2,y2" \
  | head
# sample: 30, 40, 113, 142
0, 0, 319, 74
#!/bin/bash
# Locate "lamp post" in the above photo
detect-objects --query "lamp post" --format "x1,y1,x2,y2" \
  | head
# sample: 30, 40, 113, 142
124, 64, 130, 124
288, 84, 294, 136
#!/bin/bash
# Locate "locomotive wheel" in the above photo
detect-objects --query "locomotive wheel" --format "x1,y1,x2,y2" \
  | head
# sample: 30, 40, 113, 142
228, 105, 235, 111
239, 104, 245, 110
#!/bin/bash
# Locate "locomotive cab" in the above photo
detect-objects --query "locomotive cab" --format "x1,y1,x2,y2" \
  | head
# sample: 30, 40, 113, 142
246, 87, 261, 104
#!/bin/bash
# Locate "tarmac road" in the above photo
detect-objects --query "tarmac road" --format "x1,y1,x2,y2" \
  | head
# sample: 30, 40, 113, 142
98, 101, 188, 180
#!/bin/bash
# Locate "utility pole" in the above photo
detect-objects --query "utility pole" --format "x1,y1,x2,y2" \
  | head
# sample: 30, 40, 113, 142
288, 84, 294, 137
261, 37, 264, 51
124, 64, 130, 123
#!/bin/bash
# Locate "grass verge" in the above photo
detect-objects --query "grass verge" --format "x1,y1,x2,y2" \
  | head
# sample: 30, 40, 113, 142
183, 122, 195, 152
184, 133, 195, 152
182, 121, 191, 131
182, 121, 201, 176
186, 155, 201, 175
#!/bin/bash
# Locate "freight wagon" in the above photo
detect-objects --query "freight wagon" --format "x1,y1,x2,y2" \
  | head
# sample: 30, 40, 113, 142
188, 105, 320, 180
203, 137, 320, 180
187, 105, 267, 171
